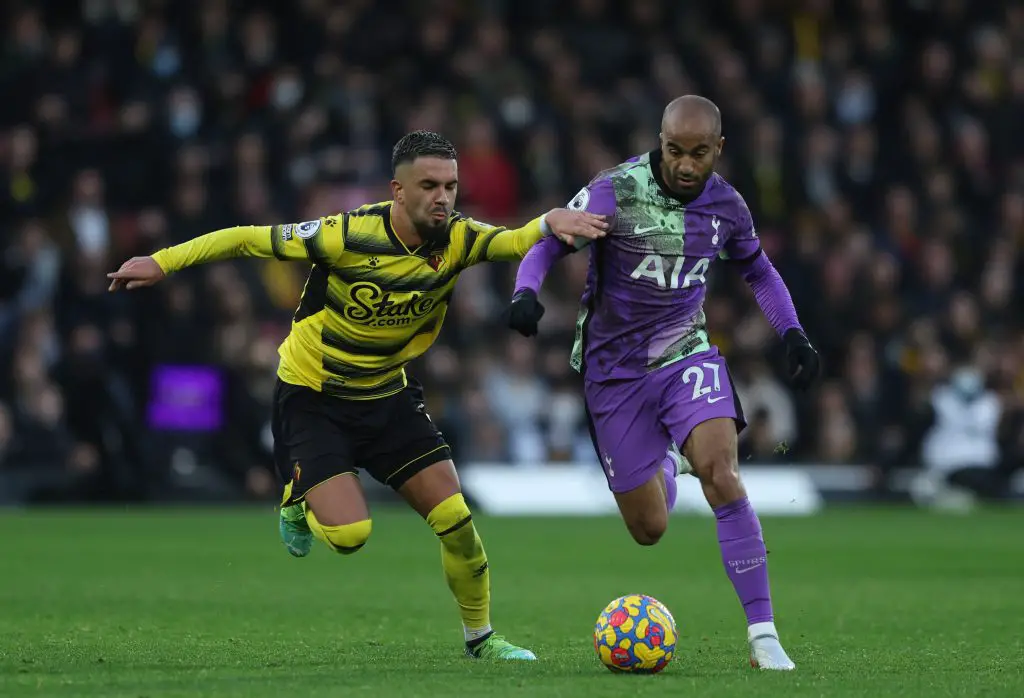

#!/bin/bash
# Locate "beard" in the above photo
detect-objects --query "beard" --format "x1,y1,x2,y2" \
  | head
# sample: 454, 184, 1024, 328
661, 151, 718, 200
670, 167, 714, 199
414, 214, 450, 242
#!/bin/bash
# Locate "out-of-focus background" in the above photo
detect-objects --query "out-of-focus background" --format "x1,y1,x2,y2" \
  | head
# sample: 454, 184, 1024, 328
1, 0, 1022, 510
2, 3, 1024, 696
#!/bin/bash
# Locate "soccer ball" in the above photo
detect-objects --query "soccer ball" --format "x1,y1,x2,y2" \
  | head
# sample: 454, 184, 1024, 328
593, 594, 677, 673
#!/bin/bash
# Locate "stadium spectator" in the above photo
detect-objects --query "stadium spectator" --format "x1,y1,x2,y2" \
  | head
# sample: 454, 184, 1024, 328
0, 0, 1021, 501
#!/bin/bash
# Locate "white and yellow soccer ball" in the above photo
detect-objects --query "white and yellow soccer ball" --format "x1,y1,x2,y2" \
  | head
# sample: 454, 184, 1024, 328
593, 594, 678, 673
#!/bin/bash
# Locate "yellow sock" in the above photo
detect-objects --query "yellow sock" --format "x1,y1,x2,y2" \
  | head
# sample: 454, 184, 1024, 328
304, 504, 372, 555
427, 493, 491, 640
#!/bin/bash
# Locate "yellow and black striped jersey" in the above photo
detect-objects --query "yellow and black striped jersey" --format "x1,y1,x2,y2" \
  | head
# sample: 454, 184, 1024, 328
152, 201, 546, 399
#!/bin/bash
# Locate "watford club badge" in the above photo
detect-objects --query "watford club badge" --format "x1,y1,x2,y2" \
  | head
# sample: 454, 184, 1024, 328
427, 254, 445, 272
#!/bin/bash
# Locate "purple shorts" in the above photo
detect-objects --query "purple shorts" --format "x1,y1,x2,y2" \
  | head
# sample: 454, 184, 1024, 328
584, 347, 746, 493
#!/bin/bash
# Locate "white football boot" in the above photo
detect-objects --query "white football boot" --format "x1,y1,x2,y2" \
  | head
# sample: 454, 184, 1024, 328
665, 442, 694, 477
748, 622, 796, 670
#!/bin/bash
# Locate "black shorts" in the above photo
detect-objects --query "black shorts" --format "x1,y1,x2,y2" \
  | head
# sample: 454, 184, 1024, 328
272, 378, 451, 505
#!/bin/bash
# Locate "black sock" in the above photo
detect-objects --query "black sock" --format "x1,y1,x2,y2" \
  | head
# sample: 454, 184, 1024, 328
465, 630, 495, 650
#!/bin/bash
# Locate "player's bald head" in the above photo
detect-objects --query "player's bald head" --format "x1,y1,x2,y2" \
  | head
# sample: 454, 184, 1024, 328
661, 95, 722, 141
657, 96, 724, 199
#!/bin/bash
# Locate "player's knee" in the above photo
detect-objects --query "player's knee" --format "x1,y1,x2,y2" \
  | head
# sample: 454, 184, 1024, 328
625, 512, 667, 546
694, 449, 741, 495
319, 519, 373, 555
427, 493, 480, 555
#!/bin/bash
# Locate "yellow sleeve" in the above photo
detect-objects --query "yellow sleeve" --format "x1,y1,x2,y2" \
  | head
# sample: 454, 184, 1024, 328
458, 216, 546, 267
151, 215, 346, 274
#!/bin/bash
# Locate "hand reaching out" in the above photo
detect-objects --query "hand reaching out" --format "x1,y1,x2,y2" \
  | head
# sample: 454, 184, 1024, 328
543, 208, 609, 246
107, 256, 166, 291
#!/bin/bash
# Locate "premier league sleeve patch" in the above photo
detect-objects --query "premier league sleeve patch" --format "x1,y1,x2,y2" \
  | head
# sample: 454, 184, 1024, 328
296, 220, 322, 239
568, 187, 591, 211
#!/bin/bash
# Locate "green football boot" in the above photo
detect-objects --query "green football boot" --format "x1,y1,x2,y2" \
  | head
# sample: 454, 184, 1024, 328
466, 634, 537, 661
279, 503, 312, 558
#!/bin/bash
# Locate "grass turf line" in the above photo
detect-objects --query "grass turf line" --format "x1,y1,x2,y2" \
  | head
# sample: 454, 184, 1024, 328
0, 507, 1021, 697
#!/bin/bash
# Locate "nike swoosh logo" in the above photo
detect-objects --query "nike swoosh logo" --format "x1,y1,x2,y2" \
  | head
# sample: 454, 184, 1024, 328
707, 396, 728, 404
735, 564, 762, 574
633, 224, 661, 235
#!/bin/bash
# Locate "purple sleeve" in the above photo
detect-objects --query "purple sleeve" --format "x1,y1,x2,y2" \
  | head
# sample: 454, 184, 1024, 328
735, 252, 804, 337
515, 235, 570, 293
513, 178, 617, 294
721, 189, 802, 336
721, 192, 761, 262
565, 177, 617, 217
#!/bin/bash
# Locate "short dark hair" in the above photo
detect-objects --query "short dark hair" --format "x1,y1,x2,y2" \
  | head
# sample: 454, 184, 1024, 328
391, 130, 457, 173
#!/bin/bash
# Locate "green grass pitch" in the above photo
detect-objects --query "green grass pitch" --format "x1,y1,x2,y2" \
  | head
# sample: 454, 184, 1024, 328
1, 506, 1022, 697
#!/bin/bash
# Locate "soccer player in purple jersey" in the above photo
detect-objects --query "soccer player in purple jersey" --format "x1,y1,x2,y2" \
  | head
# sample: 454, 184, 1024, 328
505, 96, 820, 670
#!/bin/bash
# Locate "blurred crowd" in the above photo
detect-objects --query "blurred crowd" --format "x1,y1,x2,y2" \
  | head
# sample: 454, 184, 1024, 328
1, 0, 1022, 503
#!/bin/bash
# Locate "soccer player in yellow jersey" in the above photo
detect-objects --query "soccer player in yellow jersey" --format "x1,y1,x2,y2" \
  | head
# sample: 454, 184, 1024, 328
107, 130, 607, 660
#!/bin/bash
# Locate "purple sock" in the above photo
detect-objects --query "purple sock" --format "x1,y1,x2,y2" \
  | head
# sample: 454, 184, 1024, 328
661, 456, 678, 511
714, 496, 774, 625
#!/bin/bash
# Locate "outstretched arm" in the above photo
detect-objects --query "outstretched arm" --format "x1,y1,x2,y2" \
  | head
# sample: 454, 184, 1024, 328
465, 216, 546, 263
108, 216, 345, 291
462, 209, 608, 265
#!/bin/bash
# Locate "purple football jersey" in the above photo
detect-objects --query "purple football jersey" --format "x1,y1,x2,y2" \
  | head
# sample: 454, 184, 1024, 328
569, 152, 761, 382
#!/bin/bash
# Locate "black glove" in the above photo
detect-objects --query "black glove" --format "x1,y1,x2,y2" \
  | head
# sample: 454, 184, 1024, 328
783, 328, 820, 391
505, 289, 545, 337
